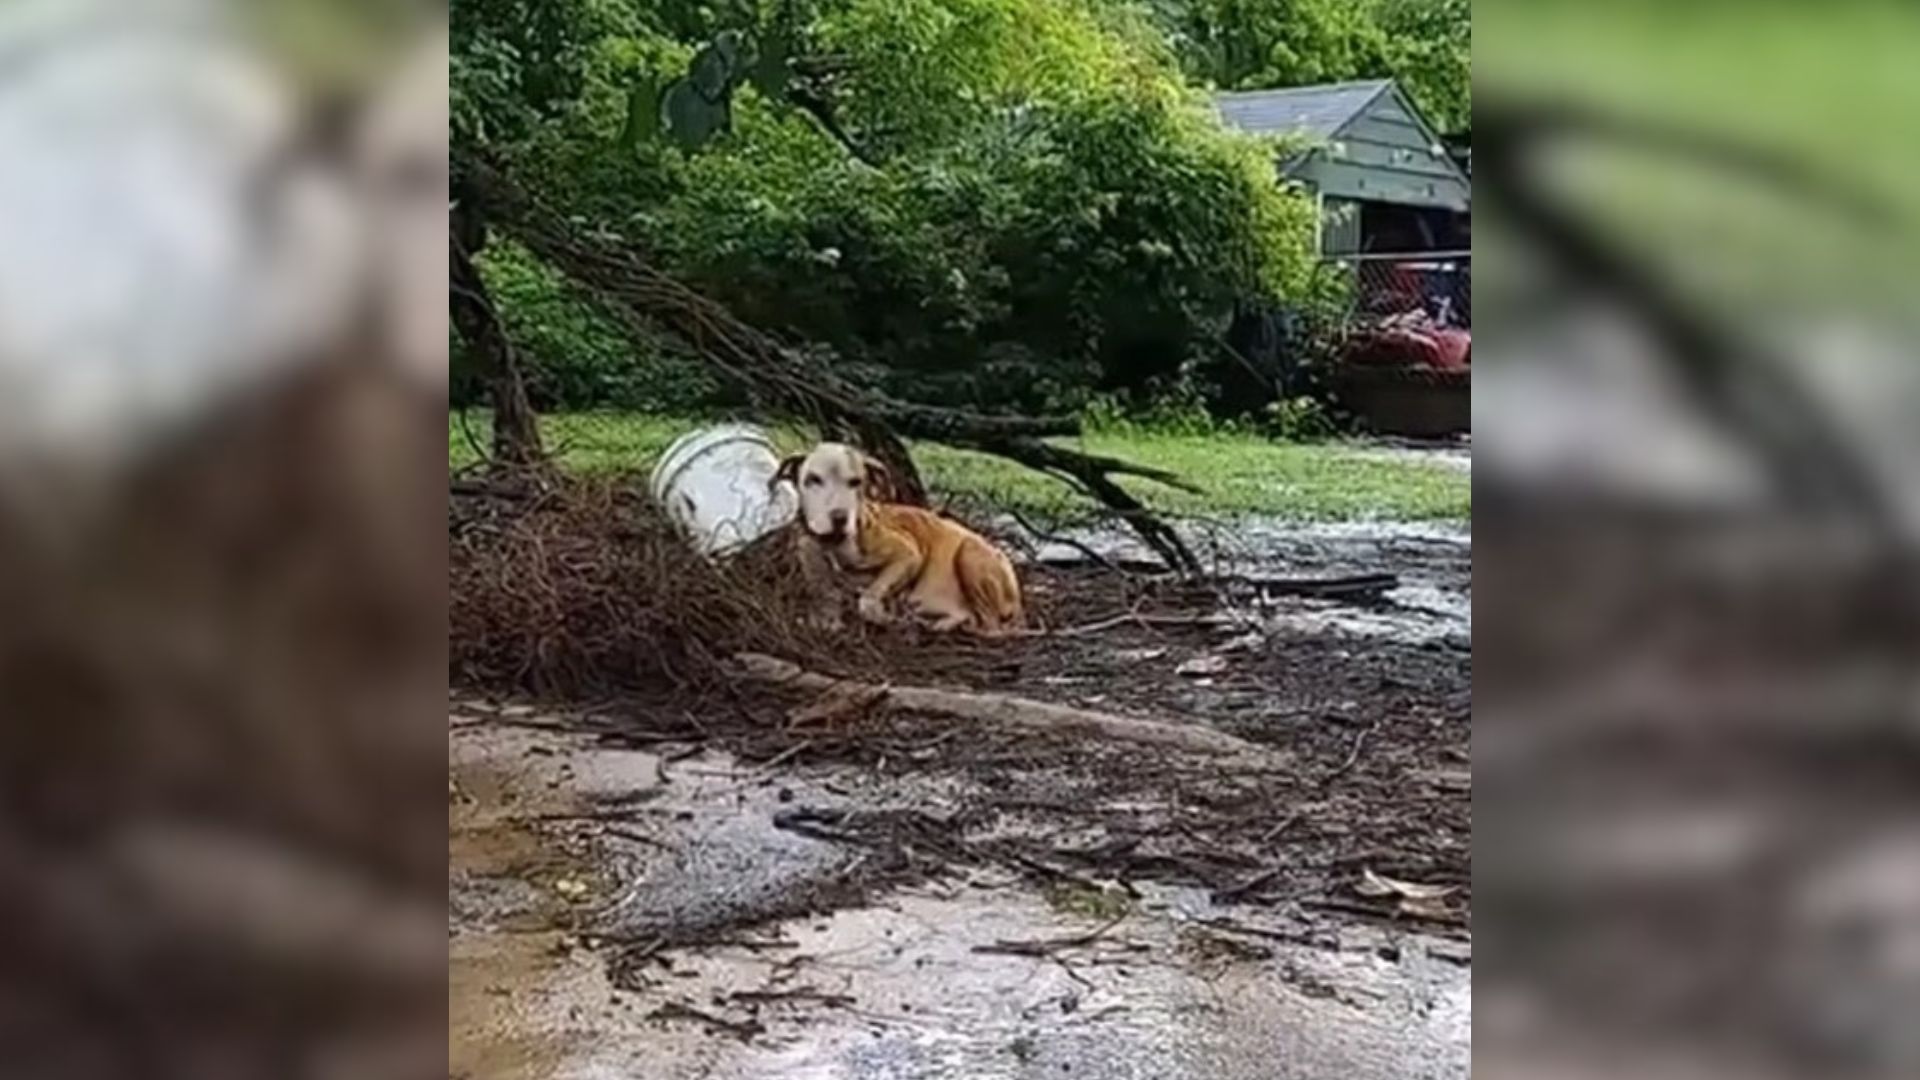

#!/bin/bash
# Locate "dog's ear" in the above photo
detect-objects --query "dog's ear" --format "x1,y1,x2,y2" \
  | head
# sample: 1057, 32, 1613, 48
769, 454, 803, 493
859, 454, 895, 501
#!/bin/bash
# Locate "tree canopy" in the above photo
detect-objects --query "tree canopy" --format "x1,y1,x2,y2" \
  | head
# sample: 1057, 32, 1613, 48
451, 0, 1469, 414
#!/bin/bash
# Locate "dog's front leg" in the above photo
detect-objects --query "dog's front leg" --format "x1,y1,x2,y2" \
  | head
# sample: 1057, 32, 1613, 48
858, 546, 923, 624
795, 538, 845, 630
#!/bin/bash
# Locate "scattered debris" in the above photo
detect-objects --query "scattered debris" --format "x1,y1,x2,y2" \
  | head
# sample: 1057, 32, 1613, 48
647, 1001, 766, 1041
973, 913, 1131, 957
787, 681, 891, 727
1355, 868, 1458, 902
735, 653, 1267, 757
724, 987, 856, 1009
1175, 655, 1230, 677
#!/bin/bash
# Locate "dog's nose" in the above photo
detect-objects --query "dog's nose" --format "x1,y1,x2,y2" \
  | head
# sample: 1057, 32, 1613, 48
828, 509, 850, 531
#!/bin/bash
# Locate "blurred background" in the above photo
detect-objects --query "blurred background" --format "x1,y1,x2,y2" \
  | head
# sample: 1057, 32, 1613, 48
0, 2, 446, 1077
5, 0, 1919, 1075
1474, 1, 1920, 1077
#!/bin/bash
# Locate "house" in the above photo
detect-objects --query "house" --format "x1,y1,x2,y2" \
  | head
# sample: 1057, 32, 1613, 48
1216, 79, 1469, 257
1220, 80, 1471, 438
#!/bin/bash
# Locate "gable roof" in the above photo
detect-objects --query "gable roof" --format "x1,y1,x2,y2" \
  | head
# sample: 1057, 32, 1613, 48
1213, 79, 1393, 141
1214, 79, 1469, 211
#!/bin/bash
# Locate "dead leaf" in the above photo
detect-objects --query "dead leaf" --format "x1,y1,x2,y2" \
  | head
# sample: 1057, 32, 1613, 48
1355, 868, 1456, 902
1175, 655, 1229, 677
1115, 647, 1168, 663
788, 681, 890, 727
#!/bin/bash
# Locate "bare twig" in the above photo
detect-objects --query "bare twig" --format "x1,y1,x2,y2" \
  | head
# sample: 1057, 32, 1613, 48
1008, 507, 1123, 576
726, 987, 856, 1008
1213, 865, 1286, 904
648, 1001, 765, 1040
1324, 719, 1381, 785
972, 913, 1130, 957
1048, 612, 1236, 638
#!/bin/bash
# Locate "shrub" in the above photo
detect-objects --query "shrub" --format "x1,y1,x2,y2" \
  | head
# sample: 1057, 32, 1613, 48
470, 240, 719, 413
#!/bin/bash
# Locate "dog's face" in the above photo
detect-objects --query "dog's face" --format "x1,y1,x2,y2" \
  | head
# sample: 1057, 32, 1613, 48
773, 442, 887, 544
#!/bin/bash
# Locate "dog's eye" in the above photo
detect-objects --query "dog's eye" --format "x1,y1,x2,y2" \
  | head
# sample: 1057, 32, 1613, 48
848, 477, 863, 489
803, 474, 823, 487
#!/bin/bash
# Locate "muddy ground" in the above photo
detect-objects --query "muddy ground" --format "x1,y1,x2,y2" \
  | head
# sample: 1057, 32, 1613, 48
449, 515, 1471, 1079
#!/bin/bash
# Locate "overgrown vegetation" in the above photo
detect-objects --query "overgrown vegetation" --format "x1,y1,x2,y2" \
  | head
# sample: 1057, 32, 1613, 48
453, 0, 1468, 418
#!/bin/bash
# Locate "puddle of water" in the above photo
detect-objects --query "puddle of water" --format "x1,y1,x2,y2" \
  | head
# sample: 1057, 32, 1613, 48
449, 713, 1471, 1080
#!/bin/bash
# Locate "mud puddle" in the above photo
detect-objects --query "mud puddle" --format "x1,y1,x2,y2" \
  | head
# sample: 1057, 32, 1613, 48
450, 711, 1470, 1080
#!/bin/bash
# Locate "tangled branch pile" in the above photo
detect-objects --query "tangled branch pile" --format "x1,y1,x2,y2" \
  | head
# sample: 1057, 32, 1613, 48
451, 476, 877, 700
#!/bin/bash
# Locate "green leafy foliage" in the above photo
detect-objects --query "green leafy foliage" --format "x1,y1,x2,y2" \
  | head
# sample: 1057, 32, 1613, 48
452, 0, 1462, 420
455, 240, 719, 413
1144, 0, 1469, 134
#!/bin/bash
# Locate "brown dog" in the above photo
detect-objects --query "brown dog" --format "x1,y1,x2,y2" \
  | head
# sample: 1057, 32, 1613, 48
772, 442, 1023, 634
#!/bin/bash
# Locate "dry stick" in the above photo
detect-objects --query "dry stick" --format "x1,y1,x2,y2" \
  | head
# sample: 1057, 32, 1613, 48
648, 1002, 765, 1041
972, 913, 1131, 957
1305, 896, 1469, 931
1047, 612, 1237, 638
727, 987, 856, 1008
1323, 719, 1380, 786
1008, 507, 1126, 577
732, 653, 1265, 758
753, 739, 817, 773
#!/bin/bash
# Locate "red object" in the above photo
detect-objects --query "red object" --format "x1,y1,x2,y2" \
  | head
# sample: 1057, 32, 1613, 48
1430, 328, 1471, 370
1344, 323, 1470, 372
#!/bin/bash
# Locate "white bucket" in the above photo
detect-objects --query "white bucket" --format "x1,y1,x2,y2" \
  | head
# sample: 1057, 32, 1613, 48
648, 424, 797, 556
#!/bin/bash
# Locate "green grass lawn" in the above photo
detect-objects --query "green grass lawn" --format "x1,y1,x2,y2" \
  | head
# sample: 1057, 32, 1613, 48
450, 411, 1470, 523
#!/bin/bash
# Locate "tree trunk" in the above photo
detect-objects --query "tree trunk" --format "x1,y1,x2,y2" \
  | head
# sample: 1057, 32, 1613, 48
450, 191, 546, 474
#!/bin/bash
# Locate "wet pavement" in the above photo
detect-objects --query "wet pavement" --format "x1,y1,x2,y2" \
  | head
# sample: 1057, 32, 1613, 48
1021, 518, 1471, 647
450, 713, 1470, 1080
451, 506, 1473, 1079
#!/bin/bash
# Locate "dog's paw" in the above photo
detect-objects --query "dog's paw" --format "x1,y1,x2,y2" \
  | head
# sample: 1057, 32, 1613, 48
923, 613, 968, 633
857, 596, 891, 624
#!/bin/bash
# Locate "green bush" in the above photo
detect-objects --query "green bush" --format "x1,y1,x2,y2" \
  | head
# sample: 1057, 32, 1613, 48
466, 240, 718, 413
450, 0, 1453, 423
640, 76, 1319, 414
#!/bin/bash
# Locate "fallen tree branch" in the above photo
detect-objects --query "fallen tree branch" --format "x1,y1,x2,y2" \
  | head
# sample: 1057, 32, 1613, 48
984, 438, 1201, 573
1008, 507, 1123, 576
734, 653, 1265, 757
451, 190, 548, 473
1223, 571, 1400, 600
453, 149, 1201, 570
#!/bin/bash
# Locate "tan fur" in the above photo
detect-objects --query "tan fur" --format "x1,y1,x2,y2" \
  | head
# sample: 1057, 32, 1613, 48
774, 442, 1024, 635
